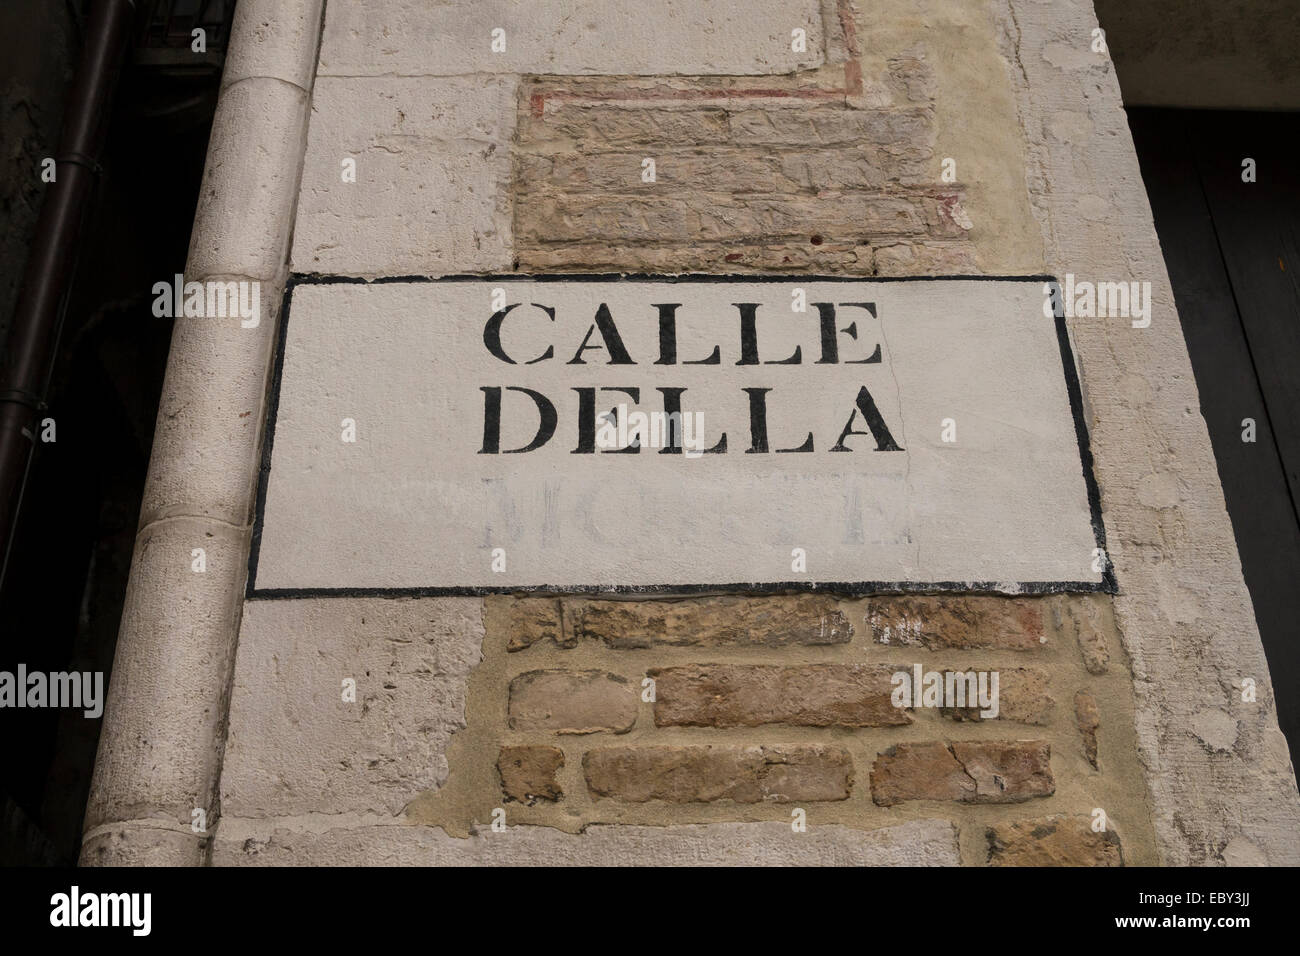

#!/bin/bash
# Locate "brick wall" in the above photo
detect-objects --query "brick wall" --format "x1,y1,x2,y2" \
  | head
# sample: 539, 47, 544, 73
403, 592, 1154, 865
514, 73, 977, 275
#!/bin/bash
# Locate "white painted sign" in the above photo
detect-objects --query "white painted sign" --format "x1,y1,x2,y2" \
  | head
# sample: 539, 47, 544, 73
249, 276, 1106, 593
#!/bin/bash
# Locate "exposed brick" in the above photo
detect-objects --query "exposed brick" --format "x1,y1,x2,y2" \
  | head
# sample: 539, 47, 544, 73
650, 664, 909, 728
729, 107, 933, 149
1057, 599, 1111, 674
497, 746, 564, 804
519, 107, 731, 149
868, 596, 1046, 651
986, 815, 1123, 866
870, 740, 1054, 805
1078, 630, 1109, 674
869, 741, 974, 805
951, 741, 1055, 803
516, 240, 875, 274
508, 670, 637, 734
517, 192, 951, 244
515, 87, 975, 271
503, 596, 569, 652
1075, 690, 1101, 769
584, 745, 853, 803
941, 666, 1054, 725
518, 148, 931, 195
778, 151, 932, 189
873, 239, 978, 275
885, 55, 938, 105
568, 595, 852, 649
520, 104, 936, 155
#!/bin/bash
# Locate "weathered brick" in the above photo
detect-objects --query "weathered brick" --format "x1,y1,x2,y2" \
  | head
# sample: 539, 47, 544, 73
520, 105, 935, 155
777, 152, 917, 190
941, 666, 1054, 725
584, 745, 853, 803
873, 239, 978, 275
951, 741, 1055, 803
497, 746, 564, 804
987, 815, 1123, 866
886, 55, 938, 105
568, 595, 852, 649
519, 107, 731, 149
650, 664, 909, 728
516, 239, 875, 274
1075, 690, 1101, 769
523, 151, 765, 193
1077, 629, 1110, 674
870, 740, 1054, 805
503, 596, 568, 652
1057, 599, 1111, 674
518, 149, 930, 196
514, 91, 974, 268
517, 192, 947, 244
508, 670, 637, 734
729, 107, 933, 148
869, 741, 974, 805
868, 596, 1046, 651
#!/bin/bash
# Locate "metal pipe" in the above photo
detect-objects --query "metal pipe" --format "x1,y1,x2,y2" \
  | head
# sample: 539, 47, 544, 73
0, 0, 136, 589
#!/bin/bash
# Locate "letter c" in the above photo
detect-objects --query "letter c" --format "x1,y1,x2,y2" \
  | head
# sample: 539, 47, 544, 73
484, 303, 556, 364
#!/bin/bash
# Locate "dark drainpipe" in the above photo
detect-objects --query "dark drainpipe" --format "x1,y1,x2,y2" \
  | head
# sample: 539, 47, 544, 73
0, 0, 136, 588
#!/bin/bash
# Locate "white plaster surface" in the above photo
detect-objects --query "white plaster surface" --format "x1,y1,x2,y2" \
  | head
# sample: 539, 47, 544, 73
221, 597, 484, 818
317, 0, 826, 77
214, 818, 961, 866
253, 278, 1101, 590
290, 76, 518, 276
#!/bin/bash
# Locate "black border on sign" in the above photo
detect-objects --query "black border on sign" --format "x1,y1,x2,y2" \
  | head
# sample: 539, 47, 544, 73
245, 273, 1117, 599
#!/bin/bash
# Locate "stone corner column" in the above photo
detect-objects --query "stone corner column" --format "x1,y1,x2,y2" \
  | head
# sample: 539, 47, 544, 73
79, 0, 325, 867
